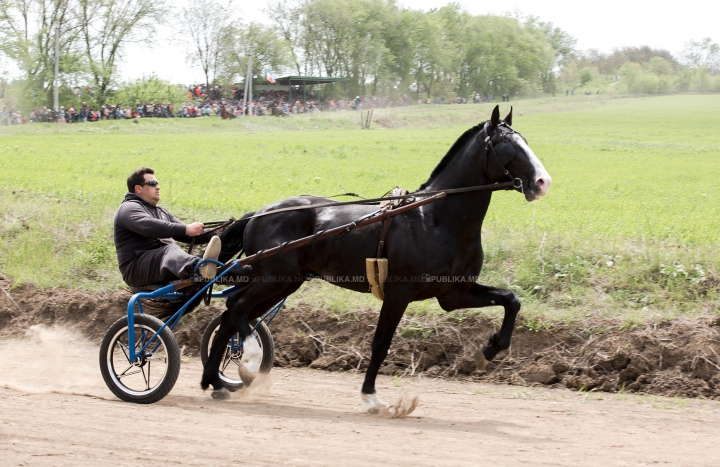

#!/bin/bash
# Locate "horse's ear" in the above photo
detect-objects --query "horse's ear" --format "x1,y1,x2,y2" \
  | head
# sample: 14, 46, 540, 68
490, 105, 500, 129
504, 106, 513, 126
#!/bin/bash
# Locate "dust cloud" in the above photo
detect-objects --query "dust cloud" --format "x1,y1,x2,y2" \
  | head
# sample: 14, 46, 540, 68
0, 324, 111, 399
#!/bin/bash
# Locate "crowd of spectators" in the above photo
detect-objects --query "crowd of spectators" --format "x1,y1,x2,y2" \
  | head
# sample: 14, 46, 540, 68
1, 106, 25, 125
3, 84, 484, 125
177, 89, 415, 118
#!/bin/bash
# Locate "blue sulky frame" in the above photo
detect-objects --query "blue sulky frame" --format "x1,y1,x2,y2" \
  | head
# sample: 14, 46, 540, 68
126, 258, 285, 364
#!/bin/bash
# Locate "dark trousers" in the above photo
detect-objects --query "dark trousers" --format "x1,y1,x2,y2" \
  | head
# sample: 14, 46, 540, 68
123, 244, 199, 287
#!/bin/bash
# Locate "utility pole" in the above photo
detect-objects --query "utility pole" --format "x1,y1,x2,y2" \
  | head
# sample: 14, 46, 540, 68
53, 25, 60, 120
241, 61, 249, 116
245, 46, 254, 117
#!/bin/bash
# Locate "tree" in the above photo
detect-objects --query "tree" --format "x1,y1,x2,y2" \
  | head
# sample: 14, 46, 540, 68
115, 75, 186, 107
407, 9, 449, 99
268, 0, 392, 96
217, 22, 292, 85
530, 18, 577, 92
371, 4, 415, 97
0, 0, 82, 107
79, 0, 166, 105
180, 0, 234, 88
266, 0, 304, 75
682, 38, 720, 74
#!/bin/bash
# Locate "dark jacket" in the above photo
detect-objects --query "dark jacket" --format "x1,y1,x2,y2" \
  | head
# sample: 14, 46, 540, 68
113, 193, 206, 278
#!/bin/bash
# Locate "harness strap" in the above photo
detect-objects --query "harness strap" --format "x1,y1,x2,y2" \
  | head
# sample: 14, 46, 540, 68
240, 193, 445, 267
375, 209, 393, 258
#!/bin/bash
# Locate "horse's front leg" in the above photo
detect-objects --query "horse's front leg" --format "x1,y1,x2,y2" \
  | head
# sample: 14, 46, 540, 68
438, 283, 521, 370
361, 295, 409, 414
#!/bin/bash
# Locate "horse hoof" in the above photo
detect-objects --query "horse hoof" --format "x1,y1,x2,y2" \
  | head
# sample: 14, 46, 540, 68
211, 388, 231, 400
473, 349, 489, 372
361, 392, 387, 414
238, 335, 261, 386
238, 366, 256, 387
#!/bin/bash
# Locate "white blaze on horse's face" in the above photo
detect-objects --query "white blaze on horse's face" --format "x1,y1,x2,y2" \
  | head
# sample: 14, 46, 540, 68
512, 134, 551, 201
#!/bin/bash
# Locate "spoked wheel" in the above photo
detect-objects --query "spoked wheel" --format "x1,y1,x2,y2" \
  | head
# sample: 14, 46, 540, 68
200, 314, 275, 391
99, 314, 180, 404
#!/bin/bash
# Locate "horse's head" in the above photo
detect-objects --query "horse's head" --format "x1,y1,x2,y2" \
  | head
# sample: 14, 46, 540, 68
483, 105, 551, 202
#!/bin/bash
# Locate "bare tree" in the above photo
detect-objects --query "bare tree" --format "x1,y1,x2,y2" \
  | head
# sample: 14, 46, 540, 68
180, 0, 234, 88
79, 0, 166, 105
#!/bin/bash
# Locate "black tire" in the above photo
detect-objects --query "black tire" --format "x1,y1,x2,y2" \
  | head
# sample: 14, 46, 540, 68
200, 314, 275, 391
99, 314, 180, 404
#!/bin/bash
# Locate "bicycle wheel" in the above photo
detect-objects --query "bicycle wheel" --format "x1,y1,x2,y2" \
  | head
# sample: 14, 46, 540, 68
99, 314, 180, 404
200, 314, 275, 391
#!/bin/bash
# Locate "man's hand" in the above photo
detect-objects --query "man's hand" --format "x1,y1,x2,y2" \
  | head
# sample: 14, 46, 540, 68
186, 222, 205, 236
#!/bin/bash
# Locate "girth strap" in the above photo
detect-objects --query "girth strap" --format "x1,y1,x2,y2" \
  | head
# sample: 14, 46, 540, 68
376, 209, 393, 258
367, 186, 407, 301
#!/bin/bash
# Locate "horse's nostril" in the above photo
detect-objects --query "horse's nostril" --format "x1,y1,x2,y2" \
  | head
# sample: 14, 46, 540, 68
536, 178, 545, 186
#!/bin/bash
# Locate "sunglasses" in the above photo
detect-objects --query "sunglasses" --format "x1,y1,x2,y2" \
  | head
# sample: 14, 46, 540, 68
142, 180, 159, 187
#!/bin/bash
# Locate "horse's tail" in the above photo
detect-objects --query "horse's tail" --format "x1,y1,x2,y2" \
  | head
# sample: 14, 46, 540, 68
218, 211, 255, 262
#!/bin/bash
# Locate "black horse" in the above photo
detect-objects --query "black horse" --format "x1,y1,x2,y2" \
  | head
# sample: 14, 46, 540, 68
205, 105, 551, 413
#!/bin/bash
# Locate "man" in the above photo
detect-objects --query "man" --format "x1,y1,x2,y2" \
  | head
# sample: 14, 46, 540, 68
113, 167, 221, 288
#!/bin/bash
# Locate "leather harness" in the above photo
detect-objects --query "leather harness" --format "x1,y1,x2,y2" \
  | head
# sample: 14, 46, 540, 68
193, 121, 525, 300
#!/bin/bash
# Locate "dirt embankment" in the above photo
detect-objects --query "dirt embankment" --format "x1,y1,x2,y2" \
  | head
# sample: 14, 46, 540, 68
1, 277, 719, 399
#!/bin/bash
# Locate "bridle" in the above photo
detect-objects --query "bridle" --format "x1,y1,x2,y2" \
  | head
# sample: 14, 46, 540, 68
483, 121, 524, 192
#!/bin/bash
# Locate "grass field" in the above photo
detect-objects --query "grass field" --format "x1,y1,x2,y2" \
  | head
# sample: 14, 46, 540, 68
1, 94, 718, 326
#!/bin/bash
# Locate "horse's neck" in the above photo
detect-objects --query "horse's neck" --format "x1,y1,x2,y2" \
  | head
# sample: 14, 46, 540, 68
427, 127, 491, 190
422, 127, 493, 240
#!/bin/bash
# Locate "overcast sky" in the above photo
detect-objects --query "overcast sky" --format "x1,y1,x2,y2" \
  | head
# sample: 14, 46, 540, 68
107, 0, 720, 84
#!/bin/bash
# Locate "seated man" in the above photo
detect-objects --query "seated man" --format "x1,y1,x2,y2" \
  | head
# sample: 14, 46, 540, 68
114, 167, 221, 288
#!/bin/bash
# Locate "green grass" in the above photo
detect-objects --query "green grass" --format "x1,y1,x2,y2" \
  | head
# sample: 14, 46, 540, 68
1, 94, 718, 323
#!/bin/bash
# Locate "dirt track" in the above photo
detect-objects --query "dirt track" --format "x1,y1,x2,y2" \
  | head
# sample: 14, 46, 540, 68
1, 328, 720, 466
3, 283, 720, 401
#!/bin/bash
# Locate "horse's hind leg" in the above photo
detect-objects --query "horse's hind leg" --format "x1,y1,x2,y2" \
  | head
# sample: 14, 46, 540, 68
438, 283, 520, 370
201, 310, 236, 392
201, 280, 301, 395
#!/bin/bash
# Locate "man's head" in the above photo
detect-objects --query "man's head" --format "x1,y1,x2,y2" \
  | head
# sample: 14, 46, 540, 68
127, 167, 160, 206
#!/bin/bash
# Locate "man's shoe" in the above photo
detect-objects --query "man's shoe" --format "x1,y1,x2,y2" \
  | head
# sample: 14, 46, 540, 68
199, 236, 222, 280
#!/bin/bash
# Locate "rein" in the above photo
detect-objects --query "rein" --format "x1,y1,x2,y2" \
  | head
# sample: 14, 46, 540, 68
244, 180, 520, 220
186, 218, 236, 254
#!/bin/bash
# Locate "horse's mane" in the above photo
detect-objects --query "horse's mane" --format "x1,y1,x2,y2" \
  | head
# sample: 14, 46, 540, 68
416, 121, 488, 191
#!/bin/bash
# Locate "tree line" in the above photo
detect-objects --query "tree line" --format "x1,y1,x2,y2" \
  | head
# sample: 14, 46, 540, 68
1, 0, 719, 112
206, 0, 576, 100
563, 40, 720, 95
